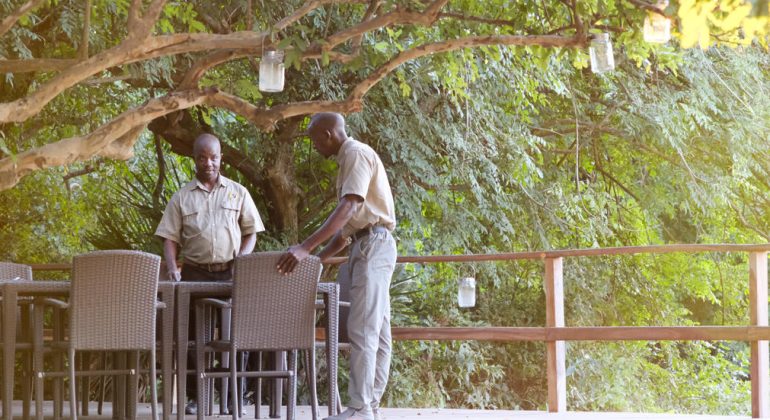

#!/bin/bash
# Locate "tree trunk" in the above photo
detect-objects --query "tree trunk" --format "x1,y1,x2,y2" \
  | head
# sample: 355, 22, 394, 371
262, 120, 302, 243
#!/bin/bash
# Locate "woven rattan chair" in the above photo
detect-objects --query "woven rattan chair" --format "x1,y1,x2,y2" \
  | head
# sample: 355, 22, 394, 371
195, 252, 322, 420
33, 250, 162, 420
314, 262, 351, 415
0, 262, 34, 419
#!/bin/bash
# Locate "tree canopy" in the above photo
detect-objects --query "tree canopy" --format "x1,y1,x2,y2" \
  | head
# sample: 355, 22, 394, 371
1, 0, 768, 194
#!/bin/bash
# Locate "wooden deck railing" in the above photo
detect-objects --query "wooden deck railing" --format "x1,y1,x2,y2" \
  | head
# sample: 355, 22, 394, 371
30, 244, 770, 418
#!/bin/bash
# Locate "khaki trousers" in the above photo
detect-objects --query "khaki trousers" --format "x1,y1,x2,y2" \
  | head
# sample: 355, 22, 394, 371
344, 229, 397, 409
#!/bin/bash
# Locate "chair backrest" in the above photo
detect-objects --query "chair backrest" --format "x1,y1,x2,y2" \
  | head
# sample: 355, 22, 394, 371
70, 250, 160, 351
0, 262, 33, 281
231, 252, 321, 350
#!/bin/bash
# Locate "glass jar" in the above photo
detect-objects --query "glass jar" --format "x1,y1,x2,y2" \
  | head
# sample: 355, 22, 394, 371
458, 277, 476, 308
259, 50, 285, 92
643, 13, 671, 43
589, 33, 615, 74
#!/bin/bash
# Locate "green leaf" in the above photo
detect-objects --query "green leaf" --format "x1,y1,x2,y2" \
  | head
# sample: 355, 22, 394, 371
234, 78, 262, 100
374, 41, 389, 52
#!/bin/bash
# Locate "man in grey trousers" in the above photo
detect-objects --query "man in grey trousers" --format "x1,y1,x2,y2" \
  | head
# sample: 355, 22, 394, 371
277, 112, 397, 420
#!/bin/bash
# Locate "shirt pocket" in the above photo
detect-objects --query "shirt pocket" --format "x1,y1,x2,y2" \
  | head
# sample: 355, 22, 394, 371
180, 202, 203, 239
219, 201, 241, 229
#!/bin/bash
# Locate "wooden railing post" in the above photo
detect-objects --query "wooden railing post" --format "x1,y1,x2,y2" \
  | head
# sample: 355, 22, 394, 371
750, 251, 769, 418
545, 257, 566, 412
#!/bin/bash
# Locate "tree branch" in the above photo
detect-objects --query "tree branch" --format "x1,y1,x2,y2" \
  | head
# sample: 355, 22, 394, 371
274, 0, 368, 32
350, 33, 586, 101
0, 0, 45, 38
437, 12, 517, 27
0, 58, 78, 73
62, 163, 97, 182
126, 0, 142, 30
594, 165, 639, 201
351, 0, 382, 53
177, 49, 258, 90
305, 0, 448, 56
152, 133, 166, 209
202, 90, 363, 130
0, 88, 218, 190
79, 0, 91, 60
729, 202, 770, 241
626, 0, 667, 16
0, 31, 269, 123
128, 0, 168, 39
177, 0, 366, 90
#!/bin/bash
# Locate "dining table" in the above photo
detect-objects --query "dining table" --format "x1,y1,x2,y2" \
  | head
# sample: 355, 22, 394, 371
0, 279, 176, 420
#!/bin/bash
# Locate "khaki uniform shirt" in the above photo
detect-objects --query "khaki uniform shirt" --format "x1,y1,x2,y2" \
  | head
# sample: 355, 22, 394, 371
335, 138, 396, 238
155, 175, 264, 264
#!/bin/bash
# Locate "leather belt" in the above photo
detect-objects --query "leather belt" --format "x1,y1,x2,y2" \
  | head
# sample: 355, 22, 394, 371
183, 259, 233, 273
351, 225, 388, 242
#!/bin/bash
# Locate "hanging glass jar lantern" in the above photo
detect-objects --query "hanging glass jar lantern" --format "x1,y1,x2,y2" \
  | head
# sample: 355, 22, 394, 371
259, 50, 285, 92
457, 277, 476, 308
643, 1, 671, 43
589, 33, 615, 74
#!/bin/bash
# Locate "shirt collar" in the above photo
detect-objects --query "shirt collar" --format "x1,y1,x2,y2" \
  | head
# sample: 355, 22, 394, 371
187, 175, 230, 192
335, 137, 356, 163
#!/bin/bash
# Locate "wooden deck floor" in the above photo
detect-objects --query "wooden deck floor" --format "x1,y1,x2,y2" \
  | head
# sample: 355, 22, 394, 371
12, 401, 754, 420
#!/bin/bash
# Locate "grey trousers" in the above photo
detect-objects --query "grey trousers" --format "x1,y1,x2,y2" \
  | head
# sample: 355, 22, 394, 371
344, 229, 397, 409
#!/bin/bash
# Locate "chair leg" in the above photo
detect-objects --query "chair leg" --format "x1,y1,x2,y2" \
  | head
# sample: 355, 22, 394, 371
306, 348, 318, 420
236, 352, 244, 415
21, 304, 33, 420
53, 308, 65, 420
195, 303, 206, 420
53, 308, 67, 420
34, 369, 44, 420
98, 352, 106, 415
288, 351, 297, 420
270, 351, 285, 418
81, 352, 89, 416
221, 306, 232, 415
255, 352, 262, 420
150, 349, 159, 420
68, 348, 77, 420
115, 351, 127, 419
230, 350, 238, 420
128, 351, 139, 420
33, 301, 45, 420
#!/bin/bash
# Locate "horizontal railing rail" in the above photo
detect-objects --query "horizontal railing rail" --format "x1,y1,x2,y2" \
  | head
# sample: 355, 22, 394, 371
27, 243, 770, 418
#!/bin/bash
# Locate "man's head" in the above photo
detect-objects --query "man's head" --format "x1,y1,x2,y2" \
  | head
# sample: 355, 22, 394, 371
307, 112, 347, 158
193, 133, 221, 184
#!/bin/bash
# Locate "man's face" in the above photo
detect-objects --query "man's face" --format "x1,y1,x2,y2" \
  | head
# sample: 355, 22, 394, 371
194, 141, 221, 183
309, 125, 334, 158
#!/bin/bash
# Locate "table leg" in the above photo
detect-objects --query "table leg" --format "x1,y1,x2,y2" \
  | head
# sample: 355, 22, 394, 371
270, 351, 284, 418
160, 285, 174, 420
114, 352, 126, 420
324, 285, 340, 417
175, 290, 190, 420
2, 286, 18, 420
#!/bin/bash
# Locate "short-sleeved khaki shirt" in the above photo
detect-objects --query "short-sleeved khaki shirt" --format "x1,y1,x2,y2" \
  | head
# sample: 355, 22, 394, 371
335, 138, 396, 238
155, 175, 264, 264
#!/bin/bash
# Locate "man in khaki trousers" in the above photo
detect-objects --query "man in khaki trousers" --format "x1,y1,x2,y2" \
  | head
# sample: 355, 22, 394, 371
277, 113, 397, 420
